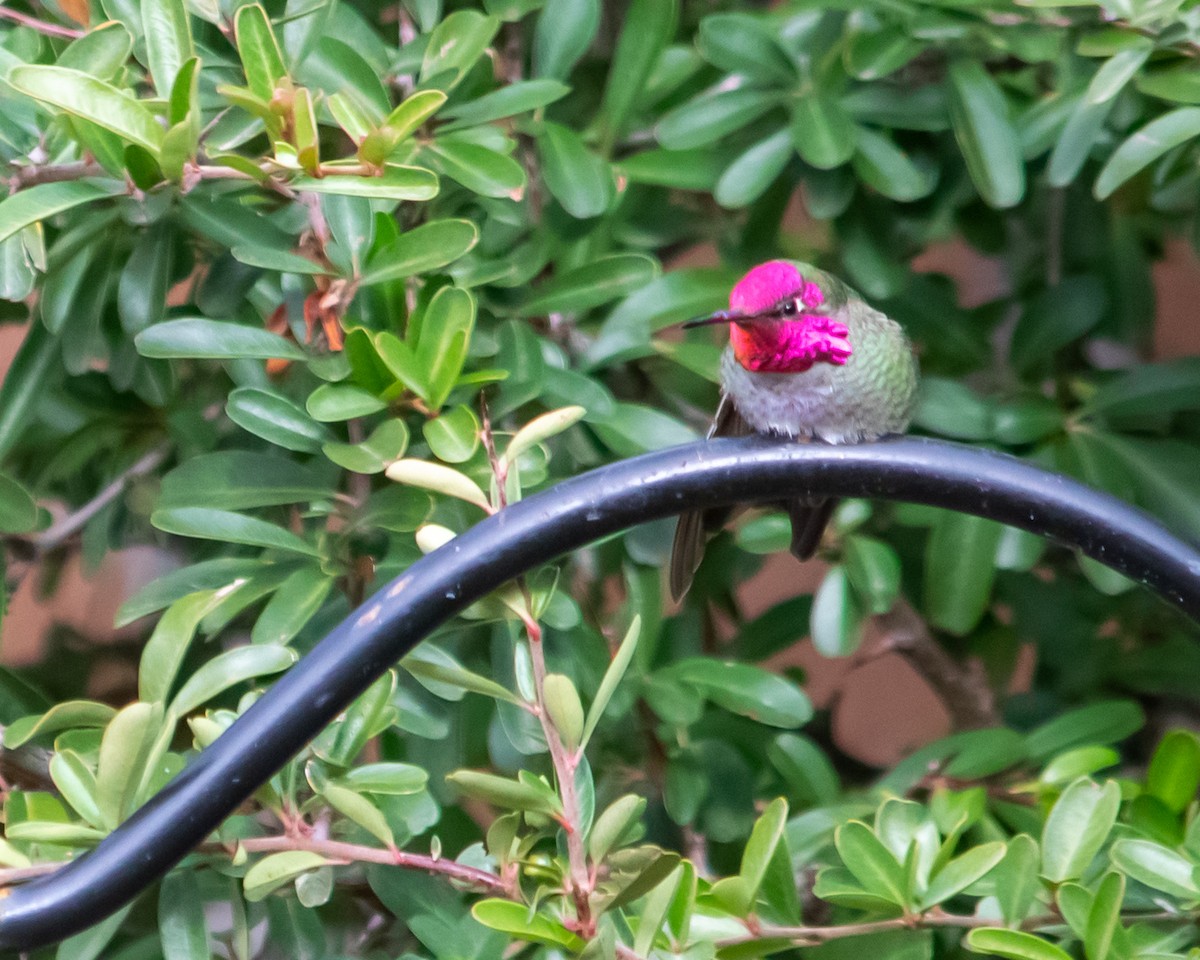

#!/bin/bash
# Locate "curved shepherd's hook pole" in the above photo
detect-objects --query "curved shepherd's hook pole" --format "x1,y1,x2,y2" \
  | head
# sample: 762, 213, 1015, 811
4, 435, 1200, 950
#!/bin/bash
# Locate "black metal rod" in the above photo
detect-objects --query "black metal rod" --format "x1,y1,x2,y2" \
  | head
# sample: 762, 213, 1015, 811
3, 435, 1200, 950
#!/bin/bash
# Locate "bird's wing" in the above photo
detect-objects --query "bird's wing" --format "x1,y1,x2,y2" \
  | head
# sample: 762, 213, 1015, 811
668, 394, 751, 601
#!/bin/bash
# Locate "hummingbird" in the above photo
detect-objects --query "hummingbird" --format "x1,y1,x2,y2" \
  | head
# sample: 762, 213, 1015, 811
669, 259, 919, 601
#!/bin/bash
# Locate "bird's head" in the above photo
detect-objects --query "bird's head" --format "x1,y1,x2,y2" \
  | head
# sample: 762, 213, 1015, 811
684, 260, 853, 374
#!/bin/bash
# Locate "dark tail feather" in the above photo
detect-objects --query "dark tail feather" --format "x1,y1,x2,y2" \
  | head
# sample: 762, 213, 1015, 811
788, 497, 837, 561
669, 510, 705, 602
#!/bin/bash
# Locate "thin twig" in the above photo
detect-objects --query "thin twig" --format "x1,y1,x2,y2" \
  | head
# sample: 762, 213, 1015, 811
0, 6, 83, 38
28, 445, 170, 554
0, 834, 510, 894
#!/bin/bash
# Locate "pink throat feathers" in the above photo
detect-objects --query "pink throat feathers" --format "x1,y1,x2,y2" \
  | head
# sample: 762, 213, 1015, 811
727, 261, 853, 374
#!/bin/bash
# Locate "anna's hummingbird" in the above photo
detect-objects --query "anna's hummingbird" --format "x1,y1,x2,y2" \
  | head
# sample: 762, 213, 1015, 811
669, 259, 919, 601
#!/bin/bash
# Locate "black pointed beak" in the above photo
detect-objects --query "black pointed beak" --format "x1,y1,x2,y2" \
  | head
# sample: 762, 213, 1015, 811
682, 308, 769, 329
681, 310, 738, 329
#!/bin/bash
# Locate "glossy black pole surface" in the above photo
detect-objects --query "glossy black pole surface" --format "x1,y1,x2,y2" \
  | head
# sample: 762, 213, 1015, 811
3, 435, 1200, 951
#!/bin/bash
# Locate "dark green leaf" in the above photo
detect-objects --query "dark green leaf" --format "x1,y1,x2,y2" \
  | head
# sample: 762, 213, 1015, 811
151, 507, 320, 557
791, 94, 856, 170
361, 219, 479, 286
525, 254, 657, 314
537, 122, 612, 219
658, 88, 778, 151
1095, 107, 1200, 200
136, 319, 306, 361
924, 512, 1002, 635
966, 928, 1072, 960
715, 129, 792, 208
533, 0, 598, 79
597, 0, 676, 151
0, 472, 38, 534
946, 60, 1024, 209
9, 66, 165, 154
227, 387, 331, 453
1041, 778, 1120, 883
0, 180, 125, 245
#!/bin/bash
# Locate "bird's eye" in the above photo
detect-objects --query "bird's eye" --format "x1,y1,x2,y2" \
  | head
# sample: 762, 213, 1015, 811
781, 300, 798, 316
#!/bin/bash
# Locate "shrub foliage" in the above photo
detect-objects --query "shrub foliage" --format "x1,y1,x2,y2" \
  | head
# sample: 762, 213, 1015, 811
2, 0, 1200, 957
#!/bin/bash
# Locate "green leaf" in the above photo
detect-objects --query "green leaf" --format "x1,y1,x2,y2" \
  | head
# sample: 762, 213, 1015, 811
1084, 871, 1125, 960
472, 900, 585, 951
581, 615, 640, 749
666, 658, 812, 728
967, 928, 1073, 960
96, 701, 163, 828
1025, 701, 1144, 759
306, 384, 388, 422
616, 147, 727, 191
423, 406, 478, 464
420, 11, 500, 91
160, 451, 329, 510
5, 700, 116, 748
537, 122, 612, 219
170, 644, 297, 716
136, 318, 305, 361
0, 322, 58, 460
10, 66, 165, 154
416, 285, 476, 411
424, 140, 526, 199
235, 4, 288, 101
1146, 730, 1200, 814
116, 558, 268, 627
1041, 778, 1121, 883
589, 793, 647, 863
768, 734, 839, 806
1095, 108, 1200, 200
159, 871, 209, 960
993, 834, 1040, 926
835, 820, 908, 907
251, 566, 333, 645
139, 590, 233, 703
658, 88, 778, 151
715, 129, 792, 208
810, 566, 866, 657
337, 762, 428, 795
49, 751, 105, 830
386, 459, 490, 511
53, 906, 132, 960
360, 219, 479, 286
0, 180, 125, 246
924, 511, 1002, 635
525, 254, 658, 314
597, 0, 676, 151
533, 0, 598, 79
324, 419, 410, 473
921, 841, 1005, 909
1109, 838, 1200, 899
791, 94, 856, 170
851, 126, 937, 202
697, 13, 795, 85
946, 60, 1024, 209
142, 0, 194, 96
843, 536, 901, 615
447, 770, 560, 814
292, 165, 439, 201
445, 79, 569, 127
119, 222, 174, 332
58, 22, 134, 79
1136, 66, 1200, 105
1011, 275, 1106, 374
735, 797, 789, 911
229, 245, 330, 275
227, 387, 331, 453
1081, 358, 1200, 418
403, 646, 522, 704
0, 472, 38, 534
1085, 43, 1152, 105
542, 673, 584, 751
321, 781, 394, 846
244, 851, 333, 902
502, 407, 583, 465
151, 507, 320, 557
1047, 96, 1114, 187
